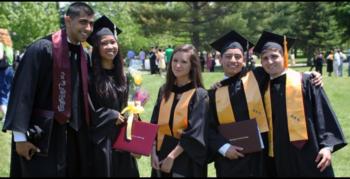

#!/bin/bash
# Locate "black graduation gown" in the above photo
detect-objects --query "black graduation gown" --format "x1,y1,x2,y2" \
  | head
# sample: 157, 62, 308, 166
88, 69, 139, 177
150, 82, 209, 177
207, 68, 270, 177
266, 73, 347, 177
2, 36, 92, 177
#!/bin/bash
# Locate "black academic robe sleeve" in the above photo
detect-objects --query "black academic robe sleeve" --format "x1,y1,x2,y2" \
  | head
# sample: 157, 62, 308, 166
2, 39, 52, 133
179, 88, 209, 165
207, 89, 229, 154
303, 74, 347, 152
88, 78, 129, 145
89, 106, 121, 145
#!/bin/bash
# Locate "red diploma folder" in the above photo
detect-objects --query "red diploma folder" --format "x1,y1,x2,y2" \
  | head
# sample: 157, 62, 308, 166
112, 120, 158, 156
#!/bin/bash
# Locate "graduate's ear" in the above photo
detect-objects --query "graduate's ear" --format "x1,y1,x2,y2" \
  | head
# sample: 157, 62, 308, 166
242, 54, 247, 67
64, 15, 71, 28
218, 55, 224, 65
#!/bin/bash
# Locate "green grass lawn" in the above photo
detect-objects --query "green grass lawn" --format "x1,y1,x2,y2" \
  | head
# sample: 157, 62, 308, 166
0, 65, 349, 177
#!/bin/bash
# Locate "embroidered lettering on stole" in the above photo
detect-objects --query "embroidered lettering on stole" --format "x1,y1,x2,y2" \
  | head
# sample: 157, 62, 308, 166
215, 71, 269, 133
265, 69, 308, 157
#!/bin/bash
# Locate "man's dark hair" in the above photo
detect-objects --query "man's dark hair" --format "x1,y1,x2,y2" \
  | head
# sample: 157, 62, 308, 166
66, 2, 94, 18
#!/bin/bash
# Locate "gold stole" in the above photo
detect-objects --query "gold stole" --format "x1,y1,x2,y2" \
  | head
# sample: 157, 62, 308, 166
264, 69, 308, 157
157, 89, 196, 151
215, 71, 269, 133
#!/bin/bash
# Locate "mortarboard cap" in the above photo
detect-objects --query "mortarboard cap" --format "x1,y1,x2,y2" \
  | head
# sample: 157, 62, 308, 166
87, 15, 122, 46
253, 31, 296, 68
253, 31, 296, 54
210, 30, 254, 55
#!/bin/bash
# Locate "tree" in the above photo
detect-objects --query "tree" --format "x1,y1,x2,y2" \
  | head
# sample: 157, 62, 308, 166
5, 2, 59, 50
0, 3, 12, 29
332, 2, 350, 42
130, 2, 239, 50
291, 2, 344, 65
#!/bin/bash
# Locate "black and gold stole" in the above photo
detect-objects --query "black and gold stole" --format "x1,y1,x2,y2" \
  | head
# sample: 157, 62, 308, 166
215, 71, 269, 132
156, 88, 196, 151
264, 69, 308, 157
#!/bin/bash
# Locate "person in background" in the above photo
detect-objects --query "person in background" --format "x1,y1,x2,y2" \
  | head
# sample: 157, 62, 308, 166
0, 50, 14, 122
2, 2, 95, 177
339, 49, 347, 77
150, 44, 209, 177
126, 49, 136, 67
347, 48, 350, 77
139, 48, 146, 70
254, 31, 347, 177
315, 51, 324, 75
149, 47, 158, 75
326, 50, 334, 77
157, 48, 166, 77
165, 45, 174, 69
333, 49, 341, 77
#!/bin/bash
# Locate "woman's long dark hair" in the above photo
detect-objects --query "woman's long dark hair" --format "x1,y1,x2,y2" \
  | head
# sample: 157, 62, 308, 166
91, 37, 127, 101
163, 44, 204, 101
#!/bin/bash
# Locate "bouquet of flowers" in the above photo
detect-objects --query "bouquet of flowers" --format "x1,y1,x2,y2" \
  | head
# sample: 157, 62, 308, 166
113, 68, 158, 157
121, 67, 150, 140
127, 67, 150, 106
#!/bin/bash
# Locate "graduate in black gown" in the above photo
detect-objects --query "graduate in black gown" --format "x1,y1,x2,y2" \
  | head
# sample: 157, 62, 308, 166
1, 2, 95, 177
86, 15, 139, 177
150, 44, 209, 177
207, 30, 271, 177
254, 31, 347, 177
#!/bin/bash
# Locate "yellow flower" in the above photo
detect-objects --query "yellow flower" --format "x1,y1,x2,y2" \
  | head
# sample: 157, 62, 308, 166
133, 73, 142, 85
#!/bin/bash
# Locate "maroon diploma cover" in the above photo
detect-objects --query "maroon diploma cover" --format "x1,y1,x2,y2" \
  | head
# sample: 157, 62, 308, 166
218, 119, 264, 154
113, 120, 158, 156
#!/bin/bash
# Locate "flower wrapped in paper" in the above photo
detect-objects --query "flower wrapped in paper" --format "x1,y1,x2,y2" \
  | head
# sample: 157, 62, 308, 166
113, 67, 157, 156
122, 67, 150, 140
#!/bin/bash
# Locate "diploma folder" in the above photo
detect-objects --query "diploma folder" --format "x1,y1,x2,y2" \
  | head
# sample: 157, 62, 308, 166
218, 119, 264, 154
113, 120, 158, 156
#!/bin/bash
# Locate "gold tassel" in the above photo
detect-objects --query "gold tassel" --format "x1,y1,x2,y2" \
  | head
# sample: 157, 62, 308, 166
284, 35, 288, 68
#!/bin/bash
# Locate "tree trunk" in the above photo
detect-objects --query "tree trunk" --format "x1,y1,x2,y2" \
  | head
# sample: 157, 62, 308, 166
190, 2, 201, 50
306, 46, 313, 66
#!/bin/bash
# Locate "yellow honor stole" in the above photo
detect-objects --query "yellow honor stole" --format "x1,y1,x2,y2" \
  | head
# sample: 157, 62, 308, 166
156, 89, 196, 151
264, 69, 308, 157
215, 71, 269, 133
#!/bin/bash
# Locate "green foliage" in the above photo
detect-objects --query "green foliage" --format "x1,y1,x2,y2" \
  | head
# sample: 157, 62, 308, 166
332, 2, 350, 40
3, 2, 59, 50
0, 2, 349, 61
289, 2, 345, 65
0, 3, 11, 28
130, 2, 239, 50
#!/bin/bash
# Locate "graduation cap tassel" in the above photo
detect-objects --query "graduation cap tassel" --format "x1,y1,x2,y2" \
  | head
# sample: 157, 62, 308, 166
283, 35, 288, 68
246, 40, 250, 69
